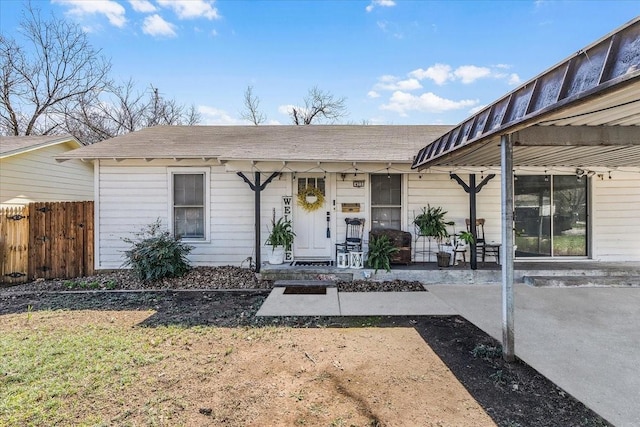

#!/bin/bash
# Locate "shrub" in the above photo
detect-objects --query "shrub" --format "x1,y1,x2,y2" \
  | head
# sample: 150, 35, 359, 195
367, 235, 399, 273
122, 219, 193, 282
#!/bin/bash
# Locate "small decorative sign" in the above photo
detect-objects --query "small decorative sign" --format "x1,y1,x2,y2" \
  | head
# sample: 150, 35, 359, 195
282, 196, 292, 222
353, 180, 365, 188
283, 196, 293, 261
341, 203, 361, 213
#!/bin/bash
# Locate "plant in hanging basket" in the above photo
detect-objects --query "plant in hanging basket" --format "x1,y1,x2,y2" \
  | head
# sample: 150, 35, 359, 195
297, 186, 325, 211
413, 205, 455, 266
413, 205, 454, 245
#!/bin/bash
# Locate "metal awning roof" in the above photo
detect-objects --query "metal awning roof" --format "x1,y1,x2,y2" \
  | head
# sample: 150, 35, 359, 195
412, 16, 640, 170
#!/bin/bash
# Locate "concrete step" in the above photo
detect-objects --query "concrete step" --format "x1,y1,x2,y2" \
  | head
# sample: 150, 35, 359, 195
260, 268, 353, 282
523, 275, 640, 287
274, 280, 337, 288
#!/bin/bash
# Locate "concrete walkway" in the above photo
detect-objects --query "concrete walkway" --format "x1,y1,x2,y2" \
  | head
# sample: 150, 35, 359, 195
257, 284, 640, 427
257, 287, 456, 316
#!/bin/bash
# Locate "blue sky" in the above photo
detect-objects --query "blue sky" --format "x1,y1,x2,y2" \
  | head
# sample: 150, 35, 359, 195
1, 1, 639, 126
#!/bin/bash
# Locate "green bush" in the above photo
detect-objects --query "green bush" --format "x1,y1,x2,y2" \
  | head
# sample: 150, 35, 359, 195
367, 235, 399, 273
122, 219, 193, 282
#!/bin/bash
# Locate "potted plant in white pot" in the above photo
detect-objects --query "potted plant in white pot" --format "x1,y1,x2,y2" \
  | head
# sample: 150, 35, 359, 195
413, 205, 454, 267
265, 217, 295, 264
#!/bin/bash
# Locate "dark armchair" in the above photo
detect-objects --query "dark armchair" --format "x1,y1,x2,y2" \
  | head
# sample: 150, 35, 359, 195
369, 228, 412, 265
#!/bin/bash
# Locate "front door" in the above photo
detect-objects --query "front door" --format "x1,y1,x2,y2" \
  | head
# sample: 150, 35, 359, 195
293, 176, 331, 259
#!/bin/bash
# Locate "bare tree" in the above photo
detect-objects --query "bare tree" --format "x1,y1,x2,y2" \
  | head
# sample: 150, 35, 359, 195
64, 81, 201, 144
290, 86, 348, 125
240, 85, 266, 125
0, 5, 111, 136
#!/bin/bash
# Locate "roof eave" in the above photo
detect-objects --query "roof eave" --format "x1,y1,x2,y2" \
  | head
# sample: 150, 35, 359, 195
1, 135, 82, 159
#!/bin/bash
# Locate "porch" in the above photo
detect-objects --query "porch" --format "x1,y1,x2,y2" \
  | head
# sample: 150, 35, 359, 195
259, 260, 640, 286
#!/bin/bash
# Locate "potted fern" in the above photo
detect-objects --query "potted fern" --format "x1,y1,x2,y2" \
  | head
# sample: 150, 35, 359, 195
367, 235, 399, 273
413, 205, 454, 267
265, 217, 295, 264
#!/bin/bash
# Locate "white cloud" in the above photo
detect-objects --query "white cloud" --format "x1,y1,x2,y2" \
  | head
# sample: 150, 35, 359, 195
157, 0, 220, 20
367, 91, 381, 99
129, 0, 156, 13
278, 105, 295, 116
198, 106, 243, 125
409, 64, 452, 86
376, 20, 403, 39
142, 14, 177, 37
366, 0, 396, 12
374, 76, 422, 91
508, 73, 522, 85
380, 91, 478, 116
454, 65, 491, 84
52, 0, 126, 27
408, 63, 518, 85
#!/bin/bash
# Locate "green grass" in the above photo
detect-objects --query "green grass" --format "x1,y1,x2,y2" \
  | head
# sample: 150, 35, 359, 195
0, 314, 173, 426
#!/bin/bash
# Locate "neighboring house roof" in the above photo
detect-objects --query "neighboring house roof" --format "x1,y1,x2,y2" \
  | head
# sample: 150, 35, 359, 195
56, 125, 455, 164
0, 135, 82, 159
412, 16, 640, 169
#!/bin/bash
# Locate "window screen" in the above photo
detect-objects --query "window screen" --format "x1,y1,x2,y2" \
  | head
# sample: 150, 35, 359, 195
371, 174, 401, 229
173, 173, 205, 239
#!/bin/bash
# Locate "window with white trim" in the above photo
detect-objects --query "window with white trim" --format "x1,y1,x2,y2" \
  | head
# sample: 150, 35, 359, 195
171, 171, 207, 239
371, 174, 402, 230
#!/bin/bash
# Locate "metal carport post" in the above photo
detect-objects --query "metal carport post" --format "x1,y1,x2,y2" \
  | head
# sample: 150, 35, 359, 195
501, 134, 515, 362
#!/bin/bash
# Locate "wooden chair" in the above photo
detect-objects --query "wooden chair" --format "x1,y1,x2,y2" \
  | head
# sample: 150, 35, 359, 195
465, 218, 501, 265
335, 218, 365, 258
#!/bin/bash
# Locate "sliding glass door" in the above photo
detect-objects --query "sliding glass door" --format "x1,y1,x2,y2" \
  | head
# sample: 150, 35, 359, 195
514, 175, 587, 257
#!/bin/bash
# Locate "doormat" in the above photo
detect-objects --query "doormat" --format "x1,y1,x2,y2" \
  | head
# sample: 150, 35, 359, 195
283, 286, 327, 295
291, 260, 332, 266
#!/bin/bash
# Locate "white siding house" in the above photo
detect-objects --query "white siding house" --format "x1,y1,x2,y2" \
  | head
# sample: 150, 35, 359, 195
0, 135, 94, 207
56, 125, 640, 271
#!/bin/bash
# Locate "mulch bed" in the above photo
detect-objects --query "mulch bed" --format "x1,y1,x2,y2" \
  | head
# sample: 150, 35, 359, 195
0, 288, 611, 427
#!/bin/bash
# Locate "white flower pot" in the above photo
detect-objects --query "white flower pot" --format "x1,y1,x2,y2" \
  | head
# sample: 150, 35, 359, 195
268, 246, 285, 265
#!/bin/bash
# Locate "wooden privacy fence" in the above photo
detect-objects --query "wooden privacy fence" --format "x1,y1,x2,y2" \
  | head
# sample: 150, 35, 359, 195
0, 201, 94, 285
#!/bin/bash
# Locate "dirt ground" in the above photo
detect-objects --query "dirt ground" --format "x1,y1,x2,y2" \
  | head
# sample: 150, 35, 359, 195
2, 309, 495, 426
0, 288, 611, 427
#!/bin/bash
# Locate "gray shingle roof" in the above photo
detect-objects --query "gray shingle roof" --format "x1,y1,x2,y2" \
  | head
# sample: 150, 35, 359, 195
56, 125, 454, 164
0, 135, 80, 158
